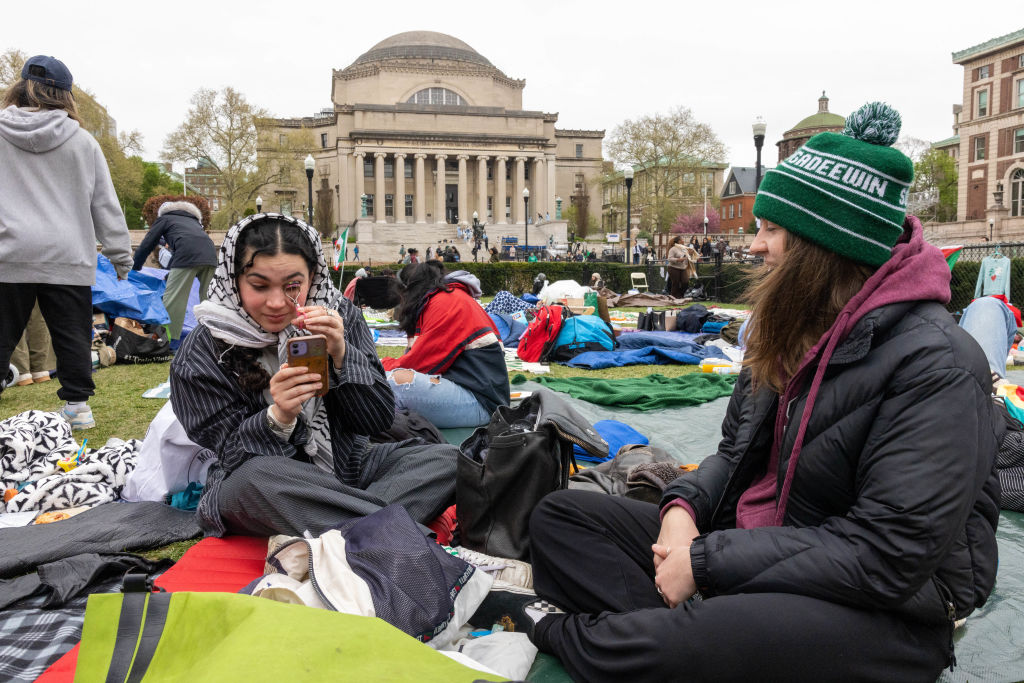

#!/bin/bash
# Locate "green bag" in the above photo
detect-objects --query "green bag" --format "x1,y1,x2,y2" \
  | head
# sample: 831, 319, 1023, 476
75, 589, 506, 682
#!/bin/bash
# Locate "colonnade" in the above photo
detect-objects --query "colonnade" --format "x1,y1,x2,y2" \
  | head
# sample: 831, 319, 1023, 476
349, 150, 556, 225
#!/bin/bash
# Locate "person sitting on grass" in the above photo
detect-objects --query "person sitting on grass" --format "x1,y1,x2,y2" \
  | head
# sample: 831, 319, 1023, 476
495, 103, 1002, 682
169, 214, 458, 537
381, 260, 509, 428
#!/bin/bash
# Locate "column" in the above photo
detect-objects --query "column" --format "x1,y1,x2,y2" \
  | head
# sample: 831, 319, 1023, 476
476, 156, 489, 223
457, 154, 469, 226
546, 153, 557, 218
532, 157, 545, 222
394, 153, 406, 224
496, 156, 508, 225
514, 156, 527, 225
353, 152, 365, 218
374, 152, 386, 222
414, 153, 427, 224
435, 154, 447, 224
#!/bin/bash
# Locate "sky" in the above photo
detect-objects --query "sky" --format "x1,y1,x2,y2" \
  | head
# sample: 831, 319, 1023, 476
6, 0, 1011, 173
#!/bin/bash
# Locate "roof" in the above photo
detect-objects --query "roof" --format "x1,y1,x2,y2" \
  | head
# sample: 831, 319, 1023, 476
932, 135, 960, 149
952, 28, 1024, 63
350, 31, 492, 68
788, 111, 845, 133
723, 166, 773, 196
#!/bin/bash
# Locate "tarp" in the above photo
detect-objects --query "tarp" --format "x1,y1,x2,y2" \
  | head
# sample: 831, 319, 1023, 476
91, 255, 170, 325
564, 344, 729, 369
140, 267, 200, 337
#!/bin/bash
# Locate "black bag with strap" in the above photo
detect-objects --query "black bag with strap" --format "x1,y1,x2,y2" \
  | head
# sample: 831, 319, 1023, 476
456, 389, 608, 560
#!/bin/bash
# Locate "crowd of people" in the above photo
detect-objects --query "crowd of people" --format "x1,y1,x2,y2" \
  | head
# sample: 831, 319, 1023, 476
0, 55, 1014, 681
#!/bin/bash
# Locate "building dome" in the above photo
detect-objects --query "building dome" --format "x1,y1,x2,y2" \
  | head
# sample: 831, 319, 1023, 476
784, 91, 845, 137
350, 31, 492, 68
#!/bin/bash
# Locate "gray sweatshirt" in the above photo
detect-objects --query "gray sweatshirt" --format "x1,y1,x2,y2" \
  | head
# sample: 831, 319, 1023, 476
0, 105, 132, 285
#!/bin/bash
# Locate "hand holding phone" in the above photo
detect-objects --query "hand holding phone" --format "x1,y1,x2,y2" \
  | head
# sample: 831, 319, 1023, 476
285, 334, 329, 398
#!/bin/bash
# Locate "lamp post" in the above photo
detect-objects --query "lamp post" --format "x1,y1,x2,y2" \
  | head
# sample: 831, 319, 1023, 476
624, 167, 633, 264
304, 154, 315, 225
523, 188, 530, 262
989, 218, 995, 242
255, 195, 262, 213
753, 117, 767, 194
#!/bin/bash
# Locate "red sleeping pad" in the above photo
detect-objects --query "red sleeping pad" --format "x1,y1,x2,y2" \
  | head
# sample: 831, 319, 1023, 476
36, 536, 268, 682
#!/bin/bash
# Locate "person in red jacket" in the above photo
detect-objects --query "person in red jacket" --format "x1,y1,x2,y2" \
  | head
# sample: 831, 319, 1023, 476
382, 261, 508, 427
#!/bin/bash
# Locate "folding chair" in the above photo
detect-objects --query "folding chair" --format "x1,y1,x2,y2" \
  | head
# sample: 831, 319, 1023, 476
630, 272, 649, 292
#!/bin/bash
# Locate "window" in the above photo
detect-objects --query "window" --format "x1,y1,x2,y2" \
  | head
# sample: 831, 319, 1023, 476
1020, 54, 1024, 68
575, 144, 583, 159
487, 164, 493, 180
979, 65, 990, 79
1017, 79, 1024, 109
385, 194, 394, 217
978, 89, 989, 117
364, 158, 373, 178
738, 204, 742, 218
406, 87, 464, 106
487, 196, 493, 220
384, 160, 394, 179
974, 136, 986, 161
1012, 168, 1024, 217
364, 194, 374, 215
280, 165, 291, 183
278, 134, 287, 145
405, 162, 413, 179
729, 204, 735, 219
505, 197, 511, 220
1016, 129, 1024, 155
405, 194, 413, 217
524, 164, 530, 180
575, 173, 584, 192
728, 180, 737, 195
280, 200, 292, 216
320, 133, 328, 148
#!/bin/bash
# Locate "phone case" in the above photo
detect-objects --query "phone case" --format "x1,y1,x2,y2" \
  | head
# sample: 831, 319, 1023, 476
286, 334, 329, 397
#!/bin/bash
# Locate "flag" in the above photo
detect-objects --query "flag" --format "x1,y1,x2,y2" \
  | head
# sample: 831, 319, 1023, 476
939, 245, 963, 271
333, 228, 349, 271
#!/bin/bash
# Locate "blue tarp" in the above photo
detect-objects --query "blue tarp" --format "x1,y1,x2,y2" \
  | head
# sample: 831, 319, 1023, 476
565, 343, 729, 369
140, 267, 201, 337
92, 255, 170, 325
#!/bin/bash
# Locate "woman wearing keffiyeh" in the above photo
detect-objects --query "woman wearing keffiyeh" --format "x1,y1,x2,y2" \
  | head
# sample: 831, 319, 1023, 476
170, 214, 458, 537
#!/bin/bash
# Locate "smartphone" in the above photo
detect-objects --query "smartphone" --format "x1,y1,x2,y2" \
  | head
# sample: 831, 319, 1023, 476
286, 334, 329, 397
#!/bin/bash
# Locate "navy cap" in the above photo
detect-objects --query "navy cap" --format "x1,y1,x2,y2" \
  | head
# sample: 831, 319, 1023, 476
21, 55, 73, 92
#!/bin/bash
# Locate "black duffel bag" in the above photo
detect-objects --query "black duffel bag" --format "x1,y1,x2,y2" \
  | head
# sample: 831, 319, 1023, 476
457, 389, 608, 560
108, 318, 173, 364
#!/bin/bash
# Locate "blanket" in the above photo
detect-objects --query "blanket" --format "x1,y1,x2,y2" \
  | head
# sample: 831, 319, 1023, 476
511, 373, 736, 411
598, 288, 690, 308
564, 344, 729, 369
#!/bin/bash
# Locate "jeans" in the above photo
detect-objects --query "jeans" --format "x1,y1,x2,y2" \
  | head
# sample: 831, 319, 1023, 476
386, 370, 490, 428
958, 296, 1016, 376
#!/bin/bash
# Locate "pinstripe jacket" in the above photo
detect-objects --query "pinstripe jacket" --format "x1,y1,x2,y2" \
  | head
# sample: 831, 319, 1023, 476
169, 296, 395, 535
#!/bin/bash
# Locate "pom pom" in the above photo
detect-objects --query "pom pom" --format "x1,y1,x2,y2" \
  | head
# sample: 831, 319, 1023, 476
843, 102, 901, 146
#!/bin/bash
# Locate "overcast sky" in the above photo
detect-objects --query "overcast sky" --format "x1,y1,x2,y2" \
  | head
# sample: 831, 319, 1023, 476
8, 0, 1010, 174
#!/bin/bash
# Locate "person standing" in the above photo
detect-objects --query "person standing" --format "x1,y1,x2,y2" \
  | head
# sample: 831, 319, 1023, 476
353, 244, 359, 262
509, 245, 517, 261
0, 55, 133, 429
133, 197, 217, 348
666, 236, 691, 298
483, 231, 489, 250
398, 244, 406, 262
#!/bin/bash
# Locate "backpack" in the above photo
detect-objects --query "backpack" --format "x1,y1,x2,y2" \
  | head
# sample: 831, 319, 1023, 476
516, 305, 566, 362
550, 314, 616, 361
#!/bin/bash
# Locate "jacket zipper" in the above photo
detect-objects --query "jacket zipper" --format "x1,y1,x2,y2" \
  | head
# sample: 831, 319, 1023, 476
933, 576, 958, 672
270, 538, 337, 611
708, 404, 776, 526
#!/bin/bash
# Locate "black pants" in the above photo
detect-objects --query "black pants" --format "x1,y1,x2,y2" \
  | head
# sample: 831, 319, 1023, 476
529, 490, 949, 683
667, 268, 689, 298
0, 282, 94, 402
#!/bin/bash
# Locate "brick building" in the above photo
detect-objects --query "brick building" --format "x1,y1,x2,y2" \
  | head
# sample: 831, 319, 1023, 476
776, 92, 845, 163
183, 157, 225, 212
719, 165, 771, 234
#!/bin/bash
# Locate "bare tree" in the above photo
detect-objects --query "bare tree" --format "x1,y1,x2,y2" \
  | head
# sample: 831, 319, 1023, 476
606, 106, 727, 234
163, 87, 312, 228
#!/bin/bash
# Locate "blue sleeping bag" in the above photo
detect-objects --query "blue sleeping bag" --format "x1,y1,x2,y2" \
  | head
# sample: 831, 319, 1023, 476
573, 419, 649, 463
488, 311, 528, 347
550, 315, 615, 361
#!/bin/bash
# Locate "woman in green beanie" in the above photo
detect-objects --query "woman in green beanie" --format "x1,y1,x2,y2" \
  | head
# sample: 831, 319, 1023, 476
507, 103, 1002, 681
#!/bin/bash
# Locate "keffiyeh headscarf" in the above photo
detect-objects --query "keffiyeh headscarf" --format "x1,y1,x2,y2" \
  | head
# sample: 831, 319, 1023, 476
194, 213, 341, 465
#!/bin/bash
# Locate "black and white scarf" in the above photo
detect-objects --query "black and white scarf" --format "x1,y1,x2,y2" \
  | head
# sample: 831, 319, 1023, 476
193, 213, 340, 466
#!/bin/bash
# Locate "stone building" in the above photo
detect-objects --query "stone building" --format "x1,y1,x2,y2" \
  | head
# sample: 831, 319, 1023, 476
184, 157, 224, 212
952, 28, 1024, 233
258, 31, 604, 259
776, 92, 845, 163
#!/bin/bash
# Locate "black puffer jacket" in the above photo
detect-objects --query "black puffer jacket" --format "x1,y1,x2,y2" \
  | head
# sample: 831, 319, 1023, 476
133, 203, 217, 271
664, 297, 1002, 628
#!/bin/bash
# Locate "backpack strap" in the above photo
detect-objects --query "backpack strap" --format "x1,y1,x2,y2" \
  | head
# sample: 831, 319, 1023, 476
104, 573, 170, 683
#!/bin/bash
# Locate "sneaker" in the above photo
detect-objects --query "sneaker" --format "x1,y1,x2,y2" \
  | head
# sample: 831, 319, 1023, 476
32, 371, 51, 383
17, 374, 34, 387
468, 587, 563, 638
61, 404, 96, 430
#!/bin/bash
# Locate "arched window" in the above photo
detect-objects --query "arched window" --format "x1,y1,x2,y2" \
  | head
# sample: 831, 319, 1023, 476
406, 87, 465, 106
1012, 168, 1024, 217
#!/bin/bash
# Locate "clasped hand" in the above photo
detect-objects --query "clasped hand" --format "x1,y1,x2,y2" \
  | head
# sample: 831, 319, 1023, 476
653, 506, 699, 608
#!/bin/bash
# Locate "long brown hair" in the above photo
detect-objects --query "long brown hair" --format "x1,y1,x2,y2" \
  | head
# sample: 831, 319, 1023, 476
743, 231, 874, 393
2, 79, 81, 124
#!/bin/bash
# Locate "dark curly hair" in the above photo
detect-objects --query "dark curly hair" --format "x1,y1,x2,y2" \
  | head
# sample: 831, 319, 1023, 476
216, 218, 320, 392
394, 260, 448, 336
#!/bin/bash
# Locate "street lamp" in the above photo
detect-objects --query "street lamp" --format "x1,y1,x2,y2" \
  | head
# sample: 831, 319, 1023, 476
256, 195, 262, 213
523, 188, 530, 262
304, 154, 315, 225
753, 117, 767, 194
624, 167, 634, 264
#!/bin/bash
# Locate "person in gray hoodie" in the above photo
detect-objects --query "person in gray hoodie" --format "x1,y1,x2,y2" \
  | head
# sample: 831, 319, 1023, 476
0, 55, 133, 430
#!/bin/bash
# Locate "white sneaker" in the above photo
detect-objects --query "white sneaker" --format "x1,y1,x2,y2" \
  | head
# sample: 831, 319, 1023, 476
61, 404, 96, 430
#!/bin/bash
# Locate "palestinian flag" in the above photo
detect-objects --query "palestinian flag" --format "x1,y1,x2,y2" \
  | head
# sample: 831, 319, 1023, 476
939, 245, 964, 271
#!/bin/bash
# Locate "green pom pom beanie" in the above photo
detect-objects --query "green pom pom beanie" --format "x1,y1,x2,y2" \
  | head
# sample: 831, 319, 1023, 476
752, 102, 914, 267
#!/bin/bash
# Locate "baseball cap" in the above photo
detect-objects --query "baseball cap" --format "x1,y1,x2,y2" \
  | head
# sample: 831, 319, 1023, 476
21, 55, 73, 92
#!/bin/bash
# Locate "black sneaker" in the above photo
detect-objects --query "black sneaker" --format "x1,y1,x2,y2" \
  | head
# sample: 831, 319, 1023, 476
469, 587, 565, 639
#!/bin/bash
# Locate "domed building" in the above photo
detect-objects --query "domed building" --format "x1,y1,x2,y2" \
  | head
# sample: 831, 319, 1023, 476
776, 92, 846, 163
260, 31, 604, 257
